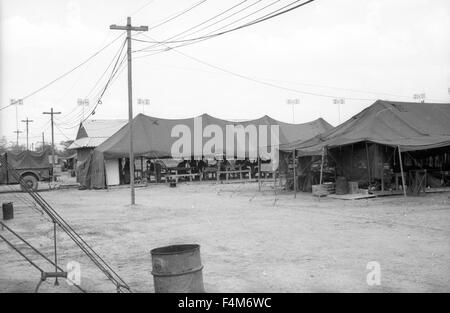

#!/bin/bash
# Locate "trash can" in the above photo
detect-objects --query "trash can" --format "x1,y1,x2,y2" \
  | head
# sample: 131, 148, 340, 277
150, 244, 205, 293
335, 176, 349, 195
2, 202, 14, 220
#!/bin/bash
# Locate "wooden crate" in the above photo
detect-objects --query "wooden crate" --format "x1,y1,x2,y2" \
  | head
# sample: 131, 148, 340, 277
312, 183, 335, 197
348, 181, 359, 194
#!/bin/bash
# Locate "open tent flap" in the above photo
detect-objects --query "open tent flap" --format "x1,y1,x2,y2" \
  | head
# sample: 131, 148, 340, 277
282, 100, 450, 155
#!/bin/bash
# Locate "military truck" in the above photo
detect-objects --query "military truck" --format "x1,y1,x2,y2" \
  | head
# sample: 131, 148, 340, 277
0, 149, 52, 191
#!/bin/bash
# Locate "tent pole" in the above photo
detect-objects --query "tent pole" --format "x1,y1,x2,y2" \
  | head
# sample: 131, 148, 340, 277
398, 145, 407, 198
104, 160, 109, 191
140, 156, 144, 180
365, 141, 371, 184
258, 153, 261, 192
319, 146, 325, 185
217, 157, 220, 182
293, 149, 296, 198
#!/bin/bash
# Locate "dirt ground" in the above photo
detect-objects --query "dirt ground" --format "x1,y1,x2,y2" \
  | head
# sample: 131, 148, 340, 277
0, 181, 449, 293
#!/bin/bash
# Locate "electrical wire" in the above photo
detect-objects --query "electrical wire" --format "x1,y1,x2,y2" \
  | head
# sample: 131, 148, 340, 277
131, 0, 252, 47
57, 38, 128, 127
58, 44, 128, 130
146, 0, 208, 32
137, 34, 376, 101
57, 38, 128, 125
132, 0, 259, 52
128, 0, 157, 17
0, 33, 126, 112
132, 0, 310, 55
133, 0, 313, 53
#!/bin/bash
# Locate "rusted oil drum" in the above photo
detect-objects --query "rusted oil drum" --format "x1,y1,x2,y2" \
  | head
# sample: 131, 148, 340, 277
2, 202, 14, 220
335, 176, 349, 195
150, 244, 205, 293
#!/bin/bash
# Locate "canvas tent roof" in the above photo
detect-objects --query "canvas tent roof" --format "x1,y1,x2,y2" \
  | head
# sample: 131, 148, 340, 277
280, 100, 450, 155
68, 119, 127, 149
95, 113, 332, 159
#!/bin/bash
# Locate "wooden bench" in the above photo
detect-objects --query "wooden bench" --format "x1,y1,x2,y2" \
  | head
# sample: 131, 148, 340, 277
203, 167, 218, 180
166, 173, 201, 183
217, 169, 252, 181
166, 167, 202, 183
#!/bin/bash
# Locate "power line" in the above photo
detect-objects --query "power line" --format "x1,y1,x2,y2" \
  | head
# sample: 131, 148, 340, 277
56, 38, 128, 125
144, 60, 428, 101
173, 49, 374, 100
128, 0, 157, 17
58, 41, 128, 129
132, 0, 308, 54
50, 39, 127, 125
133, 0, 313, 53
132, 0, 252, 46
183, 0, 282, 44
57, 38, 128, 126
0, 33, 126, 112
146, 0, 208, 32
132, 0, 259, 52
54, 122, 74, 142
137, 35, 375, 101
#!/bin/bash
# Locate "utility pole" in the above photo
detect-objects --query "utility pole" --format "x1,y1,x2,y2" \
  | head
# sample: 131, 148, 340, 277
13, 130, 22, 150
11, 99, 24, 148
43, 108, 61, 181
110, 17, 148, 205
42, 132, 45, 152
21, 117, 34, 150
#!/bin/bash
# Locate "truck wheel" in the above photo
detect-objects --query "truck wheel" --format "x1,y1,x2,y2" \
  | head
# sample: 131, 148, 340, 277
21, 175, 38, 191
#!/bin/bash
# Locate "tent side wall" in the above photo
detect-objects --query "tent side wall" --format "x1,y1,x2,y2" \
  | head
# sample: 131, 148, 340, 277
76, 148, 106, 189
327, 142, 450, 189
328, 142, 393, 186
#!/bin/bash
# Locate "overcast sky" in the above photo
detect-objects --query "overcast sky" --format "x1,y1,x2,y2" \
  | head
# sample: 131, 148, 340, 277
1, 0, 449, 147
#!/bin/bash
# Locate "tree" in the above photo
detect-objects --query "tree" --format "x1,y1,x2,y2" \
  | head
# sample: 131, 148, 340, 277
0, 136, 7, 153
59, 140, 74, 157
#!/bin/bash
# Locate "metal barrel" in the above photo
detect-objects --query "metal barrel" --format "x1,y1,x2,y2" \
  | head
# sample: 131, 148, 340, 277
2, 202, 14, 220
150, 244, 205, 293
335, 176, 349, 195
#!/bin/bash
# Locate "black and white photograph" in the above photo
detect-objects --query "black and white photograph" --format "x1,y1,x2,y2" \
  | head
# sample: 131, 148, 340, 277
0, 0, 449, 300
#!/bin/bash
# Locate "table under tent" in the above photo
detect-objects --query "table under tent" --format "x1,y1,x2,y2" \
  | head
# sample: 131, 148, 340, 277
279, 100, 450, 198
75, 113, 333, 189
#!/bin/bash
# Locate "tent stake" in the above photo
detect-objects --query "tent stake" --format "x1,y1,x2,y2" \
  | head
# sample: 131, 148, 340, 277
398, 145, 407, 198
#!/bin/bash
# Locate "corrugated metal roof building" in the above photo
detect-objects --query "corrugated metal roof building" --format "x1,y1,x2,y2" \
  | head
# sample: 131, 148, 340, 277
68, 119, 128, 150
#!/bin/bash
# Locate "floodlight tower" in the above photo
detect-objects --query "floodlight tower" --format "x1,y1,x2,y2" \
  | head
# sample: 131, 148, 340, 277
137, 98, 150, 114
286, 99, 300, 123
333, 98, 345, 124
77, 98, 90, 121
413, 93, 426, 103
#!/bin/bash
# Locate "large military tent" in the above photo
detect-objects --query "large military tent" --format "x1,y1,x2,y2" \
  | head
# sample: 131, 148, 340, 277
68, 119, 127, 188
280, 100, 450, 191
78, 113, 332, 189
